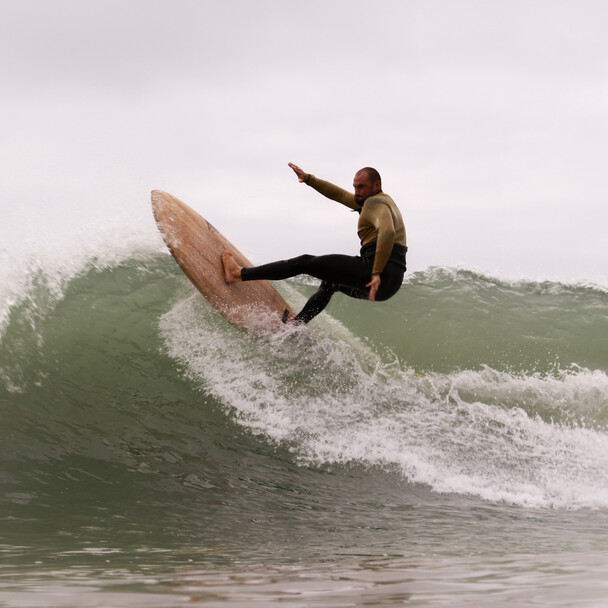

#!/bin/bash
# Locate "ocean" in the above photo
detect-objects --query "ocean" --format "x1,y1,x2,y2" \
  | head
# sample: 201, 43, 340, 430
1, 223, 608, 607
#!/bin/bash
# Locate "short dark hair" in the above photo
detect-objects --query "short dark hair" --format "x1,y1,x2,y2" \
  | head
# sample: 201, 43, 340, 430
358, 167, 382, 185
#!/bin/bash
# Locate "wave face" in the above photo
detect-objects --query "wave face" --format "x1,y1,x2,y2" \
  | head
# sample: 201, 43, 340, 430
2, 250, 607, 527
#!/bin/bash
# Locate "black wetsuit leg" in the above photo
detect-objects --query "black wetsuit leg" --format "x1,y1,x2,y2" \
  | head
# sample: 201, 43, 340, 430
240, 247, 406, 323
241, 253, 371, 285
294, 281, 341, 323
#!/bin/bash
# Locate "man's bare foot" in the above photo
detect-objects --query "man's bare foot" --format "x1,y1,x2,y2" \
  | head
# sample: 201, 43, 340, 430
221, 250, 243, 284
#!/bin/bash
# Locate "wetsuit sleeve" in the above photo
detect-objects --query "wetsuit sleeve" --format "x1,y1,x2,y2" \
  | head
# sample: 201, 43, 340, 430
305, 175, 359, 210
369, 201, 396, 275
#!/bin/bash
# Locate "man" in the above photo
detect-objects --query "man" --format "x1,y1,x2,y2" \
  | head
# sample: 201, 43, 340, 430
222, 162, 407, 324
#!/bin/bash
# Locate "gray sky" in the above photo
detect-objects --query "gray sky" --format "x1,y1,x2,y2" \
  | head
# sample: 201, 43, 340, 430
2, 0, 607, 283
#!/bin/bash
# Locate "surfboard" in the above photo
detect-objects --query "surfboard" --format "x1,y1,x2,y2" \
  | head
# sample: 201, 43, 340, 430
151, 190, 293, 331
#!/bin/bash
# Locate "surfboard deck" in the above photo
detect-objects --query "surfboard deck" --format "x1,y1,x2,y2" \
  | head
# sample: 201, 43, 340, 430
151, 190, 293, 331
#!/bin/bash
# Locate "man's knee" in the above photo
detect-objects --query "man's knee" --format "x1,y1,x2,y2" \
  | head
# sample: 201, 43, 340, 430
319, 280, 339, 295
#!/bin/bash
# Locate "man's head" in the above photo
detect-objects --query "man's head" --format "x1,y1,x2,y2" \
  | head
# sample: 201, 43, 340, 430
353, 167, 382, 206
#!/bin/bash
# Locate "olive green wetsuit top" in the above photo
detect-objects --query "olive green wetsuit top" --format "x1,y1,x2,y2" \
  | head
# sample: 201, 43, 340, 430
305, 174, 407, 276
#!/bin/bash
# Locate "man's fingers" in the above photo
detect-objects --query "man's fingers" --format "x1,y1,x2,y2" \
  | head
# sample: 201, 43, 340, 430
288, 162, 306, 182
366, 276, 380, 301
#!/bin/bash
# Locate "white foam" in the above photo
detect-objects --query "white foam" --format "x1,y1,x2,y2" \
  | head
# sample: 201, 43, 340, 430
159, 293, 608, 510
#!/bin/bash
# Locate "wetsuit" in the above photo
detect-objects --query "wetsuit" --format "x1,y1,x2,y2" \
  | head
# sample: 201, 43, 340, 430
241, 174, 407, 323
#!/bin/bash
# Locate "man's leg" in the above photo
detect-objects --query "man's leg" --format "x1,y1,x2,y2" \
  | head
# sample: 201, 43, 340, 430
241, 255, 316, 281
293, 279, 372, 324
225, 251, 372, 323
242, 253, 369, 286
294, 281, 338, 324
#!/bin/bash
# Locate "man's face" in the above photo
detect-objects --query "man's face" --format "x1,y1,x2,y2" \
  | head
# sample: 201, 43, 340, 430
353, 171, 380, 206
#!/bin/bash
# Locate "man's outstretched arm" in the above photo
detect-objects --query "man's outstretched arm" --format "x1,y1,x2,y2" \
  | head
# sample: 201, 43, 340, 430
288, 162, 358, 210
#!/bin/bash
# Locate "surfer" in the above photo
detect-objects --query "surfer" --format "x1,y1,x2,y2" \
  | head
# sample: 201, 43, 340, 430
222, 163, 407, 324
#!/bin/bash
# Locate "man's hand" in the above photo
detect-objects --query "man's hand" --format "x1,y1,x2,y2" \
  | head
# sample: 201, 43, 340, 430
288, 162, 308, 183
366, 275, 381, 301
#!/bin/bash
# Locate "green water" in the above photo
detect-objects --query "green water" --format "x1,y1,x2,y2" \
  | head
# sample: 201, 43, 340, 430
1, 254, 608, 606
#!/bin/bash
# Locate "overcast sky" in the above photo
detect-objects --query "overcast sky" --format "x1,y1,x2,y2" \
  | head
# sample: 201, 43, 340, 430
1, 0, 607, 283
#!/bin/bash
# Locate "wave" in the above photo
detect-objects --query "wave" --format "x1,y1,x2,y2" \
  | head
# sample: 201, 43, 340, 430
1, 251, 607, 510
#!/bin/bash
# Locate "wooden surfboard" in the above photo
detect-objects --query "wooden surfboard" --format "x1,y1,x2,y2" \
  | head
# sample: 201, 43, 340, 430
151, 190, 293, 331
